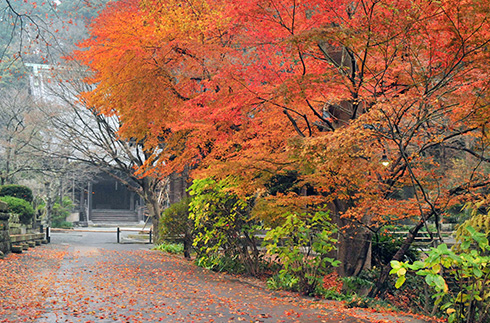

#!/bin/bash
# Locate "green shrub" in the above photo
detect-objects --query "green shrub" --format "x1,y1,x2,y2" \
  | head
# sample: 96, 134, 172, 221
160, 197, 191, 238
0, 185, 33, 202
153, 242, 184, 254
264, 211, 340, 296
391, 225, 490, 323
159, 197, 193, 258
57, 221, 73, 229
0, 196, 35, 225
345, 294, 395, 310
189, 178, 263, 276
267, 273, 299, 291
341, 274, 375, 296
195, 254, 246, 274
51, 197, 73, 228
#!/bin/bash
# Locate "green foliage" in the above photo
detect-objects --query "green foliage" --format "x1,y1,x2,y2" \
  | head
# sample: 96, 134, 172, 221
341, 275, 375, 296
315, 288, 348, 301
0, 196, 35, 225
51, 197, 73, 228
312, 270, 407, 311
314, 270, 375, 302
264, 211, 340, 296
378, 267, 437, 315
189, 177, 263, 276
454, 204, 490, 242
344, 294, 396, 310
391, 224, 490, 323
153, 242, 184, 254
195, 254, 247, 274
159, 197, 194, 257
372, 230, 419, 267
267, 273, 299, 291
0, 185, 33, 203
56, 221, 74, 229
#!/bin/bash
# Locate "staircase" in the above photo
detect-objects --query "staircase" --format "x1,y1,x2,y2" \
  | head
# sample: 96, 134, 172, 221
90, 210, 139, 223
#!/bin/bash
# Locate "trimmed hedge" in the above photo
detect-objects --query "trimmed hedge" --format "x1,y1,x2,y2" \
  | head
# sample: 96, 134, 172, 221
0, 185, 33, 203
0, 196, 35, 225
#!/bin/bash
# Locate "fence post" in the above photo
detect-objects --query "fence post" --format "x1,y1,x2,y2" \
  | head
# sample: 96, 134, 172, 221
149, 229, 152, 244
46, 227, 50, 243
117, 227, 120, 244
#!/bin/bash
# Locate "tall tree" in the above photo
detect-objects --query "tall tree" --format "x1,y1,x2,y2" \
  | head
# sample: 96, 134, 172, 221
73, 0, 490, 288
0, 86, 45, 185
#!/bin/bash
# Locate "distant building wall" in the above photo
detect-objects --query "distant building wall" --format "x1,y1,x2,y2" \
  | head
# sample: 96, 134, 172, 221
25, 63, 75, 105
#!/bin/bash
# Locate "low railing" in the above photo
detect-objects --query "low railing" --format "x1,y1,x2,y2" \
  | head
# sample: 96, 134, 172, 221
386, 231, 455, 247
116, 227, 152, 244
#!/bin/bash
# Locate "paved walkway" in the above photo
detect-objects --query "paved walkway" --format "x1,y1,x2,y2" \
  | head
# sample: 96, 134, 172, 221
0, 230, 436, 323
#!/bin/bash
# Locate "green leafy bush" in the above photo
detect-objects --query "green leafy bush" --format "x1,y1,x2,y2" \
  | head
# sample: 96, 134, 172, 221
0, 196, 35, 225
196, 254, 247, 274
0, 185, 33, 203
159, 197, 193, 258
51, 197, 73, 228
153, 242, 184, 254
267, 273, 299, 291
344, 294, 395, 310
341, 275, 375, 296
189, 178, 264, 276
391, 225, 490, 323
56, 221, 73, 229
264, 211, 340, 296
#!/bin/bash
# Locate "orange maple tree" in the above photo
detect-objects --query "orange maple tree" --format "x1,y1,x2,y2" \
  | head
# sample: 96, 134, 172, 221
74, 0, 490, 291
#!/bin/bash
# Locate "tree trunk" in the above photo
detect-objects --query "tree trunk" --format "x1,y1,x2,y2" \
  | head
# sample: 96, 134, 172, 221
331, 200, 372, 278
336, 222, 372, 277
140, 177, 162, 244
145, 194, 161, 243
183, 234, 191, 259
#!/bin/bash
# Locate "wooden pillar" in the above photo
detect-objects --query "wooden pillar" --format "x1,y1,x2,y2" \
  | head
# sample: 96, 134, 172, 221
130, 192, 135, 211
79, 184, 85, 222
87, 181, 93, 222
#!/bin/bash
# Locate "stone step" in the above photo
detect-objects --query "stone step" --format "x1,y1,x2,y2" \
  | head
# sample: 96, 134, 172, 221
91, 218, 138, 223
91, 214, 138, 218
90, 210, 139, 223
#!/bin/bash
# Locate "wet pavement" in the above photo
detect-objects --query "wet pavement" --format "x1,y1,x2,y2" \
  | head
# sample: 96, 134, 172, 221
0, 230, 434, 323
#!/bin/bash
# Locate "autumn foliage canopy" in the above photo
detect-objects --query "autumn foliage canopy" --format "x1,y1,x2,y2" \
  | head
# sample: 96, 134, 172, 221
74, 0, 490, 276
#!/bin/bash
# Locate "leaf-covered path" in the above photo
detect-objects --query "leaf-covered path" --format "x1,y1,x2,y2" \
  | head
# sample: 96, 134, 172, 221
0, 231, 432, 323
